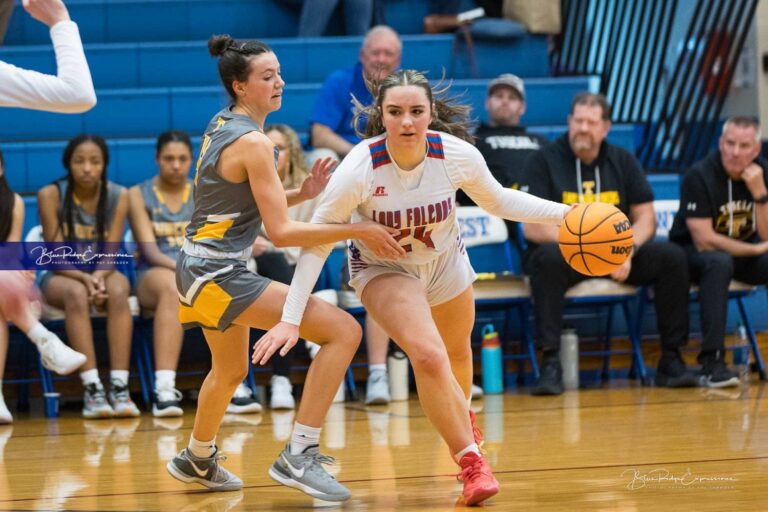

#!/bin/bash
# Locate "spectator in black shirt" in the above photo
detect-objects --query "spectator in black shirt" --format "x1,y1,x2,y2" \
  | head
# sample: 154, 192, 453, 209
669, 116, 767, 387
520, 92, 695, 395
457, 74, 548, 245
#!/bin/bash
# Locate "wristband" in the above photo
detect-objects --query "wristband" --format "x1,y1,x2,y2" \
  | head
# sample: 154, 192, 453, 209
755, 193, 768, 204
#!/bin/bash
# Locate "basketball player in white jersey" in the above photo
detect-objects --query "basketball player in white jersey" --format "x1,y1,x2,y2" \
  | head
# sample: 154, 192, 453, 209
0, 0, 96, 112
0, 0, 94, 423
254, 69, 571, 506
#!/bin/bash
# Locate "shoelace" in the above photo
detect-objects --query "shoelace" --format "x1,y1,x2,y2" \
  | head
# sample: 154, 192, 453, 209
86, 384, 108, 403
156, 387, 183, 403
471, 424, 487, 454
110, 383, 131, 401
456, 457, 492, 483
311, 452, 336, 466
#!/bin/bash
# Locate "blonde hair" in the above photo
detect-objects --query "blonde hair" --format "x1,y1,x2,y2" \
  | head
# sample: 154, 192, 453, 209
352, 69, 474, 143
265, 124, 309, 189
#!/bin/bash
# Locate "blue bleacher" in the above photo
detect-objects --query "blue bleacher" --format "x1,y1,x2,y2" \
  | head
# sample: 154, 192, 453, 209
4, 0, 481, 45
3, 125, 636, 196
0, 35, 551, 89
0, 77, 594, 142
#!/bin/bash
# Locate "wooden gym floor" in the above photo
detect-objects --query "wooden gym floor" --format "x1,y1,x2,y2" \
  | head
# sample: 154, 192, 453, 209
0, 380, 766, 511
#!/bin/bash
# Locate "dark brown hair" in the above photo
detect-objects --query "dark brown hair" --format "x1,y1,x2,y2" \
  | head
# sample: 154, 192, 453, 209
208, 34, 273, 102
352, 69, 474, 143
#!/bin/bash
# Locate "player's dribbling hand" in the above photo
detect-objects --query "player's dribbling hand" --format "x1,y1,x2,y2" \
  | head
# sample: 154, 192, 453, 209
23, 0, 70, 27
298, 156, 336, 201
355, 221, 406, 259
252, 321, 300, 365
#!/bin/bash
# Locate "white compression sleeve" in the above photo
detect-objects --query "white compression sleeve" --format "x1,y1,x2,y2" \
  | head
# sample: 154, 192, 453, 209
280, 245, 333, 325
458, 160, 570, 224
0, 20, 96, 112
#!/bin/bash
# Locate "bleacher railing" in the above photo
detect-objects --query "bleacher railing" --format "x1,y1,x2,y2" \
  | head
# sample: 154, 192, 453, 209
551, 0, 759, 172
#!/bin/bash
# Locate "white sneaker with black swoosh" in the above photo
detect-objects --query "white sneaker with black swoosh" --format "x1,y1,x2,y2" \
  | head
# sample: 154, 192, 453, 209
166, 447, 242, 491
268, 444, 351, 501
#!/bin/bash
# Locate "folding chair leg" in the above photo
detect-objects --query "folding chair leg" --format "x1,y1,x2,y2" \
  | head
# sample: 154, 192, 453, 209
736, 297, 767, 380
38, 356, 59, 418
132, 334, 151, 411
623, 301, 648, 385
344, 367, 358, 401
246, 364, 258, 396
601, 306, 614, 381
520, 304, 539, 381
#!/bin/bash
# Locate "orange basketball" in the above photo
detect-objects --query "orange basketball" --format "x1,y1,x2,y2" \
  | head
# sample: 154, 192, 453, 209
558, 202, 634, 276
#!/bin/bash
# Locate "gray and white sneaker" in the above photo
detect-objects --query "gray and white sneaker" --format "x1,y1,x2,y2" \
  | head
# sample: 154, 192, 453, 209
37, 334, 86, 375
226, 383, 262, 414
268, 444, 351, 501
108, 379, 140, 417
167, 447, 243, 491
153, 385, 183, 417
365, 370, 390, 405
82, 383, 113, 419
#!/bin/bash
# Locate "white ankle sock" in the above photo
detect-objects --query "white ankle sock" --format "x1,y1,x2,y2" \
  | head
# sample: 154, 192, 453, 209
188, 434, 215, 458
454, 443, 480, 461
110, 370, 129, 386
155, 370, 176, 390
290, 422, 321, 454
25, 323, 50, 348
80, 369, 101, 387
369, 364, 387, 374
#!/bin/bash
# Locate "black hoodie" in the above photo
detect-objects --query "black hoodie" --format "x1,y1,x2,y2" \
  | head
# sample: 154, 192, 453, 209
520, 134, 654, 250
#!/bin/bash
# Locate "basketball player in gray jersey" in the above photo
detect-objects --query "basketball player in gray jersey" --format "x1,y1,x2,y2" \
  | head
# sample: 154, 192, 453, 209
166, 34, 403, 499
129, 131, 202, 418
38, 135, 139, 419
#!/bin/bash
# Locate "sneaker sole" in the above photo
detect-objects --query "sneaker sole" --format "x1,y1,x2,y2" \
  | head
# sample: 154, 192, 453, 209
153, 405, 183, 417
463, 483, 500, 506
42, 354, 87, 375
82, 409, 113, 419
364, 396, 390, 405
701, 376, 741, 388
112, 408, 141, 418
166, 461, 242, 491
269, 402, 296, 410
268, 466, 350, 502
226, 403, 263, 414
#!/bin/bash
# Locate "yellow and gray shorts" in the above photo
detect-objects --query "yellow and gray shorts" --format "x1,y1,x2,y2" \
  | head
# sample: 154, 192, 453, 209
176, 251, 270, 331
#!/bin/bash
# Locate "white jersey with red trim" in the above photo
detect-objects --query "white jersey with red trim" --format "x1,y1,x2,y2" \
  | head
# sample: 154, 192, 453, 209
349, 131, 462, 265
280, 130, 569, 325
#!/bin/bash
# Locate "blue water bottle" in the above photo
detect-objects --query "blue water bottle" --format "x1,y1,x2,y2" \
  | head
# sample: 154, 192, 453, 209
481, 324, 504, 394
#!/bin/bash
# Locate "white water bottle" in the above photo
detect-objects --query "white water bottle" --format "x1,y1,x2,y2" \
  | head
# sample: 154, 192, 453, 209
733, 322, 751, 386
560, 328, 579, 390
388, 351, 410, 401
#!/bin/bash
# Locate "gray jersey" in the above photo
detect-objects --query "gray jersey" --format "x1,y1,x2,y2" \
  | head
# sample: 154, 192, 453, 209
56, 178, 123, 241
139, 178, 194, 260
186, 107, 277, 253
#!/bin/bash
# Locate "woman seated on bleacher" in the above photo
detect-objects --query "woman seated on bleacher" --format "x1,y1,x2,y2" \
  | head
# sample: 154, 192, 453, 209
0, 148, 86, 423
128, 131, 262, 417
37, 135, 140, 419
126, 131, 194, 418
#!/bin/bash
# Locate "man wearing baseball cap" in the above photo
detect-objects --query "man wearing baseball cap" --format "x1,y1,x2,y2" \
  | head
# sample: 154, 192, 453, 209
457, 74, 549, 246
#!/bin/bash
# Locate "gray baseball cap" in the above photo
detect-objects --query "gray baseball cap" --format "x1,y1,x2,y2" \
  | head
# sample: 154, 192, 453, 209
487, 73, 525, 100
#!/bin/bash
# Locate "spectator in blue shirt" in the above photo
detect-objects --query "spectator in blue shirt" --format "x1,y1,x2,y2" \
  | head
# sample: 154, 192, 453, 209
309, 25, 401, 158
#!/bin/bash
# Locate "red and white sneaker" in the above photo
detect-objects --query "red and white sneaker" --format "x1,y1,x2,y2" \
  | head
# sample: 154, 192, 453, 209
457, 452, 499, 506
468, 409, 485, 450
